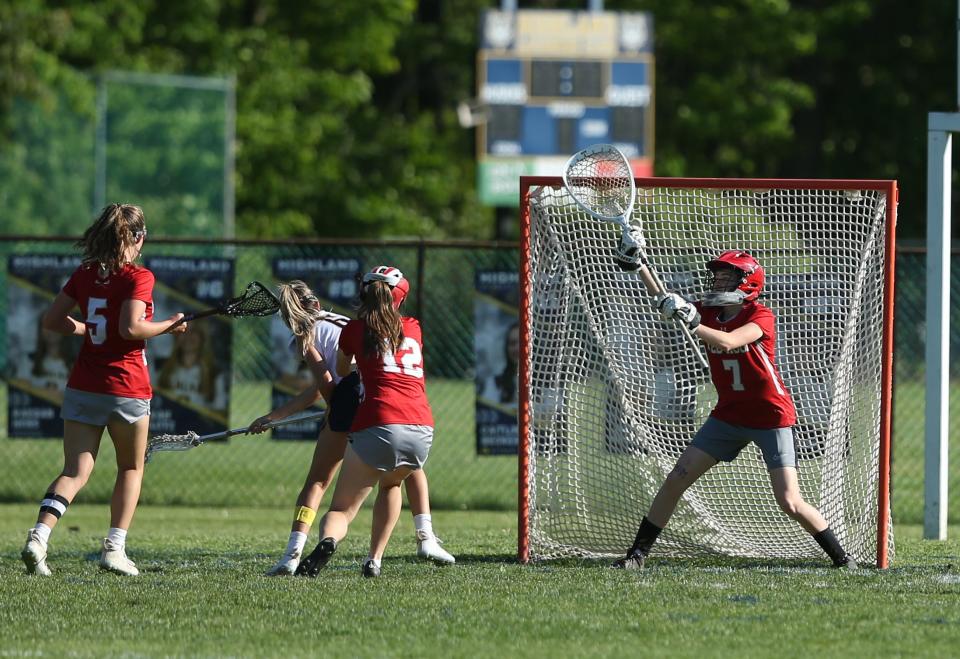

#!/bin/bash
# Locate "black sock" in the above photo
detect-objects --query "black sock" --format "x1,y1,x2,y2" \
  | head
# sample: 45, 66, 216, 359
813, 527, 847, 565
630, 517, 663, 556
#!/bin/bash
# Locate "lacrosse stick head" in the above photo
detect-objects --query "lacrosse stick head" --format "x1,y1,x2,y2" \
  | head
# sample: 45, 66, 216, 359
224, 281, 281, 318
562, 144, 637, 224
144, 430, 202, 463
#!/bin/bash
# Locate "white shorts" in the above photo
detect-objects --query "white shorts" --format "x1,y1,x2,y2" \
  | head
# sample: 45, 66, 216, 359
61, 387, 151, 425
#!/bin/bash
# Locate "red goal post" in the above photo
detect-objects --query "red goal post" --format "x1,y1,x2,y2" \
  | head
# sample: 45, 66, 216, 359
517, 176, 897, 568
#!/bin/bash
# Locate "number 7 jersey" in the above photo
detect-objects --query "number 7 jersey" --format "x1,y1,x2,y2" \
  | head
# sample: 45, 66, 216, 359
695, 300, 796, 429
339, 317, 434, 431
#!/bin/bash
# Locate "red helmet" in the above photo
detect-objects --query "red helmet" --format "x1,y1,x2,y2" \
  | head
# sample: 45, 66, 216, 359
362, 265, 409, 309
704, 250, 764, 305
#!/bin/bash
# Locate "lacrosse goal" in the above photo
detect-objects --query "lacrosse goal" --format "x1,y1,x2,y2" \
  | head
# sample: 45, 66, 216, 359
517, 176, 896, 568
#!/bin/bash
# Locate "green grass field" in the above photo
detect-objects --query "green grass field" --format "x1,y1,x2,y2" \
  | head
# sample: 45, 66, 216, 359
2, 504, 959, 658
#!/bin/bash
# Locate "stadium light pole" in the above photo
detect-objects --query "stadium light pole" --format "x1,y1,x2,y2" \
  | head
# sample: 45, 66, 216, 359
923, 1, 960, 540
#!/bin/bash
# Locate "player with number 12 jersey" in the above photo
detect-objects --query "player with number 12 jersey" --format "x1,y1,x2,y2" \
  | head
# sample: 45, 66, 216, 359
338, 315, 433, 431
63, 263, 155, 399
696, 300, 796, 430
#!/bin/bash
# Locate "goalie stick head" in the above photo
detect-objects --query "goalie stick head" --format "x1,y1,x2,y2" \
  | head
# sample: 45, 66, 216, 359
362, 266, 409, 309
703, 250, 764, 306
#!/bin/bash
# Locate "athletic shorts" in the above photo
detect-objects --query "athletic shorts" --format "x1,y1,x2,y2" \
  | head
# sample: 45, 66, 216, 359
61, 387, 151, 425
692, 416, 796, 470
323, 371, 362, 433
349, 424, 433, 472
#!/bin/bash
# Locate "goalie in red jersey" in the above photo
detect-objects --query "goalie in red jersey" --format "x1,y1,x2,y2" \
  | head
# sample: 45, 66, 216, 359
612, 238, 857, 570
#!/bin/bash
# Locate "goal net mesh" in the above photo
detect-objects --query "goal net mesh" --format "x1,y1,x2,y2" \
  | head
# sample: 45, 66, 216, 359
523, 181, 893, 564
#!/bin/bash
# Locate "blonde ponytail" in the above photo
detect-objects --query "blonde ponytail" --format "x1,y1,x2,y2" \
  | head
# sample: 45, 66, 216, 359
277, 280, 325, 356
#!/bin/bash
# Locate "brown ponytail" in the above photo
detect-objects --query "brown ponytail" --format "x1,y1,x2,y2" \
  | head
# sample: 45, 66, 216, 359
76, 203, 146, 273
358, 281, 403, 358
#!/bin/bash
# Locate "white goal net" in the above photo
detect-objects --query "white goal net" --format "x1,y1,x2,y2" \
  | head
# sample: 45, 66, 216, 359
519, 178, 895, 567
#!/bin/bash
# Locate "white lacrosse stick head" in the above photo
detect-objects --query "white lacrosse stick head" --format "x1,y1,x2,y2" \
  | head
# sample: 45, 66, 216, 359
562, 144, 637, 224
144, 431, 202, 463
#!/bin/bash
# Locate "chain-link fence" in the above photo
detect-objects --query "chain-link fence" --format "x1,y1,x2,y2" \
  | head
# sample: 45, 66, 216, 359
0, 238, 957, 524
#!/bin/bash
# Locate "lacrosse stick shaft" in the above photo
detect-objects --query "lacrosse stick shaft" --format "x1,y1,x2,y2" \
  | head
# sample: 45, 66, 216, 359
181, 308, 221, 322
637, 264, 710, 370
194, 411, 327, 443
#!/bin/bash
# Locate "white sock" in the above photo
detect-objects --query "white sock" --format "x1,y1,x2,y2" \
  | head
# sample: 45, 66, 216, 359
286, 531, 308, 556
32, 523, 52, 546
106, 527, 127, 547
413, 514, 433, 536
365, 556, 381, 568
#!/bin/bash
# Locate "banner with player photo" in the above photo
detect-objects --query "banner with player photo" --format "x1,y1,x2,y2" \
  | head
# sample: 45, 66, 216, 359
474, 270, 519, 455
6, 255, 83, 438
269, 256, 362, 440
145, 257, 234, 438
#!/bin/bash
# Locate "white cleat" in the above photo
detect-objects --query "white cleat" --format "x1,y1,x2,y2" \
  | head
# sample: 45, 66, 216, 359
265, 551, 301, 576
99, 539, 139, 576
416, 529, 455, 565
21, 529, 53, 576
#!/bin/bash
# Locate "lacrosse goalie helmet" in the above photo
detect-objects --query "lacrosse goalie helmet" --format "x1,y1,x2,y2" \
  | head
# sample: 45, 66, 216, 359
703, 250, 764, 307
362, 265, 409, 310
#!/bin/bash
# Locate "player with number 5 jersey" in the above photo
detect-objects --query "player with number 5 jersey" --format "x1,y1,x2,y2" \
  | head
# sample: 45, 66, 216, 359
20, 204, 188, 579
297, 266, 439, 579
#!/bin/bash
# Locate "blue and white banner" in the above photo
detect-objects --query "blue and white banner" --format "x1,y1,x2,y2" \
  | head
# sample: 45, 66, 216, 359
146, 257, 234, 438
269, 256, 362, 440
6, 255, 83, 438
474, 270, 519, 455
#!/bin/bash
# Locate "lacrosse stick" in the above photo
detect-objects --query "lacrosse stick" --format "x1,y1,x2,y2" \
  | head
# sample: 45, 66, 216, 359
172, 281, 280, 328
145, 411, 325, 462
562, 143, 709, 369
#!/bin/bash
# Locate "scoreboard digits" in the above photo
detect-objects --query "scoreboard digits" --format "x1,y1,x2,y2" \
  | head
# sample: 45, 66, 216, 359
476, 9, 655, 205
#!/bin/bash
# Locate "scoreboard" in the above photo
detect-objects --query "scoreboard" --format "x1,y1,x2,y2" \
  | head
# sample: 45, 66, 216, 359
476, 9, 654, 205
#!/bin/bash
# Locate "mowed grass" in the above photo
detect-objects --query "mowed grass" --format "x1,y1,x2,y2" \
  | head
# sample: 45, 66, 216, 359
1, 503, 959, 658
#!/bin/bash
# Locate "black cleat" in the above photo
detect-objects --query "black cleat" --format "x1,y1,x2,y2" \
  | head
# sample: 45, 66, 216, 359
610, 550, 645, 570
295, 537, 337, 577
361, 559, 381, 578
835, 554, 858, 571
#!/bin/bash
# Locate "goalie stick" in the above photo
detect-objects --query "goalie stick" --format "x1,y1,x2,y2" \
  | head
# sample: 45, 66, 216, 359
145, 411, 325, 462
172, 281, 280, 328
562, 143, 709, 369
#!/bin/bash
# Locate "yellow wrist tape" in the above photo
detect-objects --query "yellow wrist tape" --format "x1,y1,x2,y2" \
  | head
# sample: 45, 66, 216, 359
294, 505, 316, 526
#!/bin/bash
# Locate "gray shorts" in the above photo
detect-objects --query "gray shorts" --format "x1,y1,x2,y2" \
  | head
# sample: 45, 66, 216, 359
349, 424, 433, 471
692, 416, 796, 469
61, 387, 151, 426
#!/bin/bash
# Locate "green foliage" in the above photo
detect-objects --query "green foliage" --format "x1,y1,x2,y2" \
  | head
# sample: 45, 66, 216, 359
0, 0, 954, 239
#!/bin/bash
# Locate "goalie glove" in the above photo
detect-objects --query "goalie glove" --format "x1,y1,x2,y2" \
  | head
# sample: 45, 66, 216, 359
614, 227, 647, 272
656, 293, 701, 330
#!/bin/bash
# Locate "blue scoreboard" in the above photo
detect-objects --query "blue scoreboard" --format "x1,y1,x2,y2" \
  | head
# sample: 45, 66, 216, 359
476, 9, 655, 205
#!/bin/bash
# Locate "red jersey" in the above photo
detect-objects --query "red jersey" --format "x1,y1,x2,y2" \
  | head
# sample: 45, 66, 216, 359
62, 263, 155, 399
339, 317, 434, 431
696, 301, 796, 429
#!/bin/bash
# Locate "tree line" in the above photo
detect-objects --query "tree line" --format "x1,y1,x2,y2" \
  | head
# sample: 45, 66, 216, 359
0, 0, 953, 239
